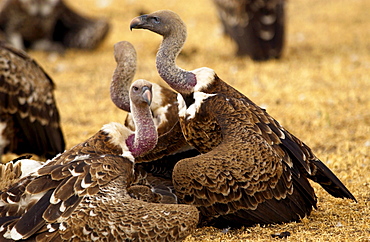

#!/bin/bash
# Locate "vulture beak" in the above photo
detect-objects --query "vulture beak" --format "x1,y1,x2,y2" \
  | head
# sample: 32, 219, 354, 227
130, 15, 147, 30
141, 86, 152, 106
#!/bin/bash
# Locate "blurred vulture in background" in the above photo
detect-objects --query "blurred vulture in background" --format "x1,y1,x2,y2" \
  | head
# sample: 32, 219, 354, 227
0, 41, 65, 160
0, 0, 110, 52
213, 0, 285, 61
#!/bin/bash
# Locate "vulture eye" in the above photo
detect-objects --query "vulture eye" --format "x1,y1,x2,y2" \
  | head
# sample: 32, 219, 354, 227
132, 86, 139, 92
152, 16, 160, 24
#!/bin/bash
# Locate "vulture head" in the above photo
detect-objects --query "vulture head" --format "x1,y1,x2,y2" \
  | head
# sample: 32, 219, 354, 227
129, 79, 153, 108
130, 10, 186, 39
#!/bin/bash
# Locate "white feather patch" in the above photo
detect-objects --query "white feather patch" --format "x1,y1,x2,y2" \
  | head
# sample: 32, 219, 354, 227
18, 97, 26, 105
121, 151, 134, 164
192, 67, 216, 92
59, 201, 66, 213
83, 226, 91, 235
186, 92, 216, 120
47, 224, 56, 233
72, 154, 90, 162
89, 210, 97, 216
150, 84, 172, 128
59, 222, 67, 231
153, 103, 171, 128
69, 167, 81, 177
17, 159, 43, 178
177, 93, 187, 118
150, 83, 164, 110
89, 203, 96, 208
8, 227, 23, 240
91, 232, 100, 241
278, 128, 286, 139
102, 122, 133, 152
81, 177, 92, 189
6, 195, 16, 204
50, 189, 61, 204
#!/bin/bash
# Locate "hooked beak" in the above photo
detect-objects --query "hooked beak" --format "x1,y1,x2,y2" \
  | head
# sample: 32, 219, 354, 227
130, 15, 147, 30
141, 86, 152, 106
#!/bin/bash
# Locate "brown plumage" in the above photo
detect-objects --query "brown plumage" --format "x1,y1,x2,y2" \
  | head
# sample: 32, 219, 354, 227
213, 0, 285, 60
0, 79, 199, 241
0, 41, 65, 160
130, 10, 356, 227
0, 0, 109, 52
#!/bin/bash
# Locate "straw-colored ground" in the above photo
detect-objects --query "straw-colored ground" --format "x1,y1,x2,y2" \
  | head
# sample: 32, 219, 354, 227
4, 0, 370, 240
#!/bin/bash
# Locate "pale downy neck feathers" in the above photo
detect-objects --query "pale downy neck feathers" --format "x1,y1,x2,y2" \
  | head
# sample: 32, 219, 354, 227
156, 24, 196, 94
110, 41, 137, 112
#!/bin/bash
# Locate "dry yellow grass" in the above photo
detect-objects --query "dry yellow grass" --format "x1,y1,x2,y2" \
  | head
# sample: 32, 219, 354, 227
4, 0, 370, 240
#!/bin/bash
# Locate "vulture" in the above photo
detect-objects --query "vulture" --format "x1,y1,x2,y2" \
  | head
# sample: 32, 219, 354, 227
130, 10, 356, 227
0, 41, 65, 160
213, 0, 285, 60
111, 41, 199, 178
0, 0, 109, 52
0, 79, 199, 241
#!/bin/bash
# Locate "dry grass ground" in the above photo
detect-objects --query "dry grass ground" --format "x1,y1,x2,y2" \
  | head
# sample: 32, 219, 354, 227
3, 0, 370, 240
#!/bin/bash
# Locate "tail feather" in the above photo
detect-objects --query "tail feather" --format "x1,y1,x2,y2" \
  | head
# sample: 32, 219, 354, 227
309, 159, 356, 202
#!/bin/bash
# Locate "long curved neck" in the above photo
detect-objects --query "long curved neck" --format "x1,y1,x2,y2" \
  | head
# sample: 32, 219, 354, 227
111, 58, 136, 112
156, 30, 196, 94
128, 104, 158, 157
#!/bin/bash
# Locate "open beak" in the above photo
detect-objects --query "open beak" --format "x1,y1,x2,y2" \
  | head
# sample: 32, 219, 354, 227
141, 86, 152, 106
130, 15, 147, 30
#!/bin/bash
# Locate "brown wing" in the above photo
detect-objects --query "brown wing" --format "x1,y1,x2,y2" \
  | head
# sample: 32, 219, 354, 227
0, 153, 133, 240
213, 0, 285, 60
175, 94, 320, 226
0, 157, 198, 241
0, 41, 65, 159
46, 128, 125, 168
